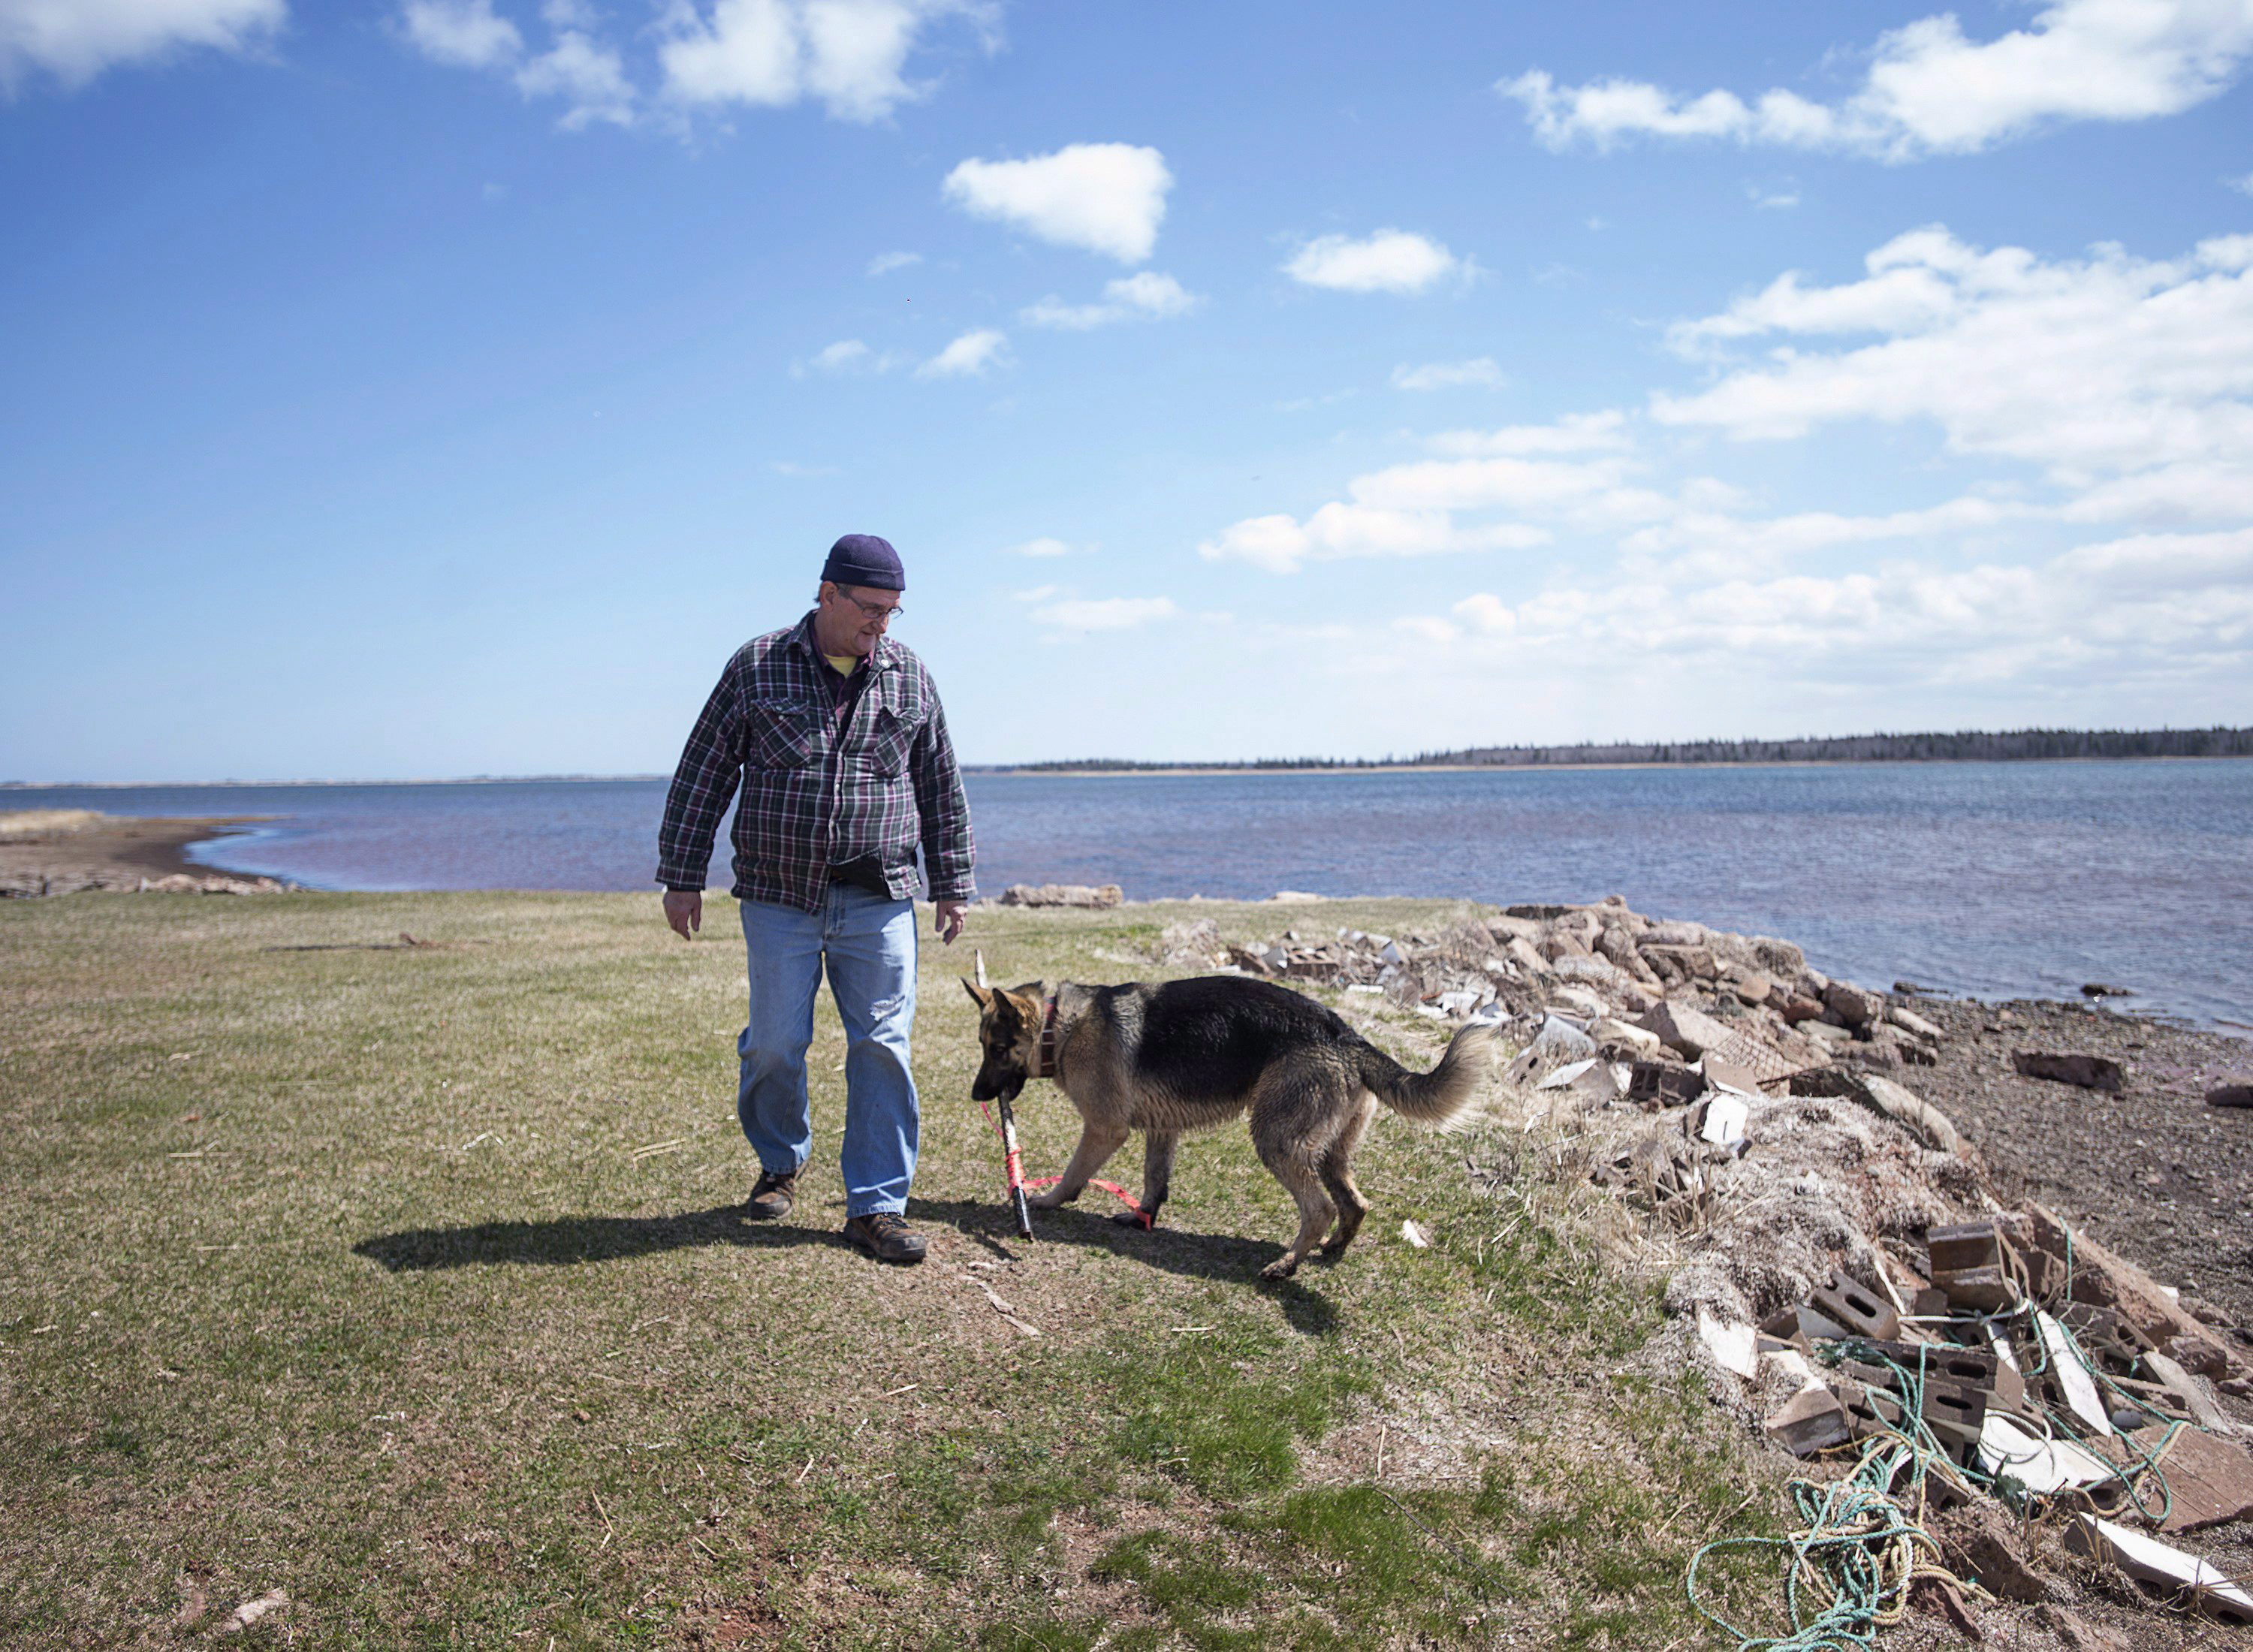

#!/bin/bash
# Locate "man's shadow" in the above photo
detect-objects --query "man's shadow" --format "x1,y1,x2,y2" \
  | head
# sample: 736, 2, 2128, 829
353, 1197, 1337, 1337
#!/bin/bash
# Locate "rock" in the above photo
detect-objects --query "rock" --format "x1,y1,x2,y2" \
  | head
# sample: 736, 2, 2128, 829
1803, 1020, 1857, 1046
1643, 943, 1716, 981
997, 883, 1123, 909
2207, 1083, 2253, 1109
1887, 1005, 1943, 1043
2080, 982, 2135, 998
2034, 1605, 2131, 1652
1823, 980, 1885, 1028
1779, 994, 1826, 1023
1796, 967, 1830, 999
1748, 936, 1805, 978
2153, 1428, 2253, 1532
1504, 903, 1576, 921
2019, 1204, 2232, 1378
1732, 972, 1774, 1006
1933, 1503, 2050, 1602
2011, 1051, 2125, 1093
1592, 1017, 1663, 1057
1893, 980, 1930, 995
1852, 1075, 1971, 1159
1501, 936, 1551, 978
1636, 1000, 1735, 1061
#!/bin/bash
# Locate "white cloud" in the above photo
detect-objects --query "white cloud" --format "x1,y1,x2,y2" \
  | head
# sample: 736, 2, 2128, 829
1021, 271, 1199, 329
915, 327, 1008, 378
2230, 170, 2253, 195
1426, 411, 1630, 456
867, 249, 922, 275
1029, 595, 1178, 631
1392, 357, 1504, 391
1200, 504, 1549, 575
1452, 592, 1516, 636
942, 143, 1172, 263
1651, 228, 2253, 511
1, 0, 285, 86
1284, 229, 1461, 294
400, 0, 519, 68
1501, 0, 2253, 162
659, 0, 988, 122
516, 29, 632, 125
1011, 583, 1059, 601
1410, 525, 2253, 691
795, 337, 910, 375
1006, 537, 1078, 557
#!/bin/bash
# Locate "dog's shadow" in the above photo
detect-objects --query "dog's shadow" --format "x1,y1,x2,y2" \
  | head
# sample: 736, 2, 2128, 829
352, 1199, 1338, 1337
910, 1196, 1339, 1337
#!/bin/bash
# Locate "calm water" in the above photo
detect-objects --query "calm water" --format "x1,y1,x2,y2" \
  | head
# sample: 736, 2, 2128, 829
8, 761, 2251, 1028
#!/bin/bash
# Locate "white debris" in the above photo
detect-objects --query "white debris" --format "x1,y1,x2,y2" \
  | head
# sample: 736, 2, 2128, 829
1700, 1092, 1750, 1147
220, 1591, 288, 1634
1977, 1415, 2114, 1494
1697, 1306, 1759, 1379
2071, 1515, 2253, 1622
1400, 1219, 1431, 1250
2035, 1310, 2114, 1436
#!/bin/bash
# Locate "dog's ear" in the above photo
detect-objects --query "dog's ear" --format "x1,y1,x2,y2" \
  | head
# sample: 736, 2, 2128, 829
962, 978, 994, 1011
1008, 981, 1044, 999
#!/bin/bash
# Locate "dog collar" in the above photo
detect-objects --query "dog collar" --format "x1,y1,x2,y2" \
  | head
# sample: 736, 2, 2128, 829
1033, 995, 1060, 1079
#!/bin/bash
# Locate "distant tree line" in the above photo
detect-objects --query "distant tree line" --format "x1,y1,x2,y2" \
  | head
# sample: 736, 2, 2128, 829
976, 725, 2253, 773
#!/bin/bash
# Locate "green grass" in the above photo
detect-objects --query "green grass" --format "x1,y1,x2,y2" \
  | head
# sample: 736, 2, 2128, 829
0, 892, 1786, 1647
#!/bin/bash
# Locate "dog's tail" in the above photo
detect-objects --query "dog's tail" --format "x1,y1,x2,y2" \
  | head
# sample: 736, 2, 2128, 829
1356, 1023, 1493, 1124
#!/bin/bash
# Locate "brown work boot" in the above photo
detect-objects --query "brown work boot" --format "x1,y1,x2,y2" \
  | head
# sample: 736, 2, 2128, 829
745, 1168, 798, 1220
842, 1211, 926, 1265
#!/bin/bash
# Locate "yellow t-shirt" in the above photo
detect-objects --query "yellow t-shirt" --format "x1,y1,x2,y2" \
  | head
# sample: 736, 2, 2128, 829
824, 653, 860, 677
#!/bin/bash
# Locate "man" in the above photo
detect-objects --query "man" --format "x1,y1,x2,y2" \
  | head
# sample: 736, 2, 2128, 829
656, 533, 974, 1265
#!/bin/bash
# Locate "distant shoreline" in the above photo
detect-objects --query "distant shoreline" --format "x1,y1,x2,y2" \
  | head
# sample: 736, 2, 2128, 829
7, 752, 2251, 788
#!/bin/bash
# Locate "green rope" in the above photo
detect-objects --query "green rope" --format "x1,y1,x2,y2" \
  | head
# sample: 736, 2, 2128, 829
1685, 1436, 1944, 1651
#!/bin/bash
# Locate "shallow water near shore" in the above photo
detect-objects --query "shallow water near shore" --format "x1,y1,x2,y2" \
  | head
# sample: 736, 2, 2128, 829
9, 758, 2251, 1028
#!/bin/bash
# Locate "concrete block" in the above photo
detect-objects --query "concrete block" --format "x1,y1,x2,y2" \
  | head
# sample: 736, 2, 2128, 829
1809, 1271, 1901, 1343
1764, 1380, 1852, 1458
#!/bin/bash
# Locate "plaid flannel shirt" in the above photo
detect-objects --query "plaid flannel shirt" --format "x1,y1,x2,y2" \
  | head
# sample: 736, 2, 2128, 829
656, 613, 976, 912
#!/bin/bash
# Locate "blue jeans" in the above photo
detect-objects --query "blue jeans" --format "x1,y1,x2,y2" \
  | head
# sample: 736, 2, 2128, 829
737, 886, 919, 1217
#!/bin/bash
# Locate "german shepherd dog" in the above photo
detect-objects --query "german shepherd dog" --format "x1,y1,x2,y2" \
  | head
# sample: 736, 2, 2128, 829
964, 972, 1491, 1280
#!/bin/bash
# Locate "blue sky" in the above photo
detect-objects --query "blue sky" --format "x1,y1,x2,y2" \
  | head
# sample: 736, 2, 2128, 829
3, 0, 2251, 780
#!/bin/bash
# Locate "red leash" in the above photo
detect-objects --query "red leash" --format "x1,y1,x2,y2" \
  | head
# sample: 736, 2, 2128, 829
978, 1100, 1151, 1231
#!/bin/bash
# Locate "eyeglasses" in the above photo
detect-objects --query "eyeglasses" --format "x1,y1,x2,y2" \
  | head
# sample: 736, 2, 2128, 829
834, 589, 903, 623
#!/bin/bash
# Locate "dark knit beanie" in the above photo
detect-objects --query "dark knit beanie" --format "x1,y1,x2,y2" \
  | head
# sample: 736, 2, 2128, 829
822, 533, 905, 592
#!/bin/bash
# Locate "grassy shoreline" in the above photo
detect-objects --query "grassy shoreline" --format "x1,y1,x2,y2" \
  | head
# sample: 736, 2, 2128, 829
1, 891, 1781, 1648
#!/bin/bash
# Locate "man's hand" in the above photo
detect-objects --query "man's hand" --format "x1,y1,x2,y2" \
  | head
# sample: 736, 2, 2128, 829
663, 889, 702, 940
934, 900, 967, 945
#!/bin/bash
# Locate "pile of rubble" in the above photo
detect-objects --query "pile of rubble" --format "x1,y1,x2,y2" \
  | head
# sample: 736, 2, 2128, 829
1161, 893, 1931, 1089
1170, 896, 2253, 1636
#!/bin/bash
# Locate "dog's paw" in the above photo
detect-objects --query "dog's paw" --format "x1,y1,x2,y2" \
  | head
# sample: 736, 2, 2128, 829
1258, 1255, 1301, 1282
1025, 1189, 1069, 1210
1110, 1209, 1152, 1230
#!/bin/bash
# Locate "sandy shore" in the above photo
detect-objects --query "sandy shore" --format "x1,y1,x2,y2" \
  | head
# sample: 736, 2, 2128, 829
0, 810, 286, 895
